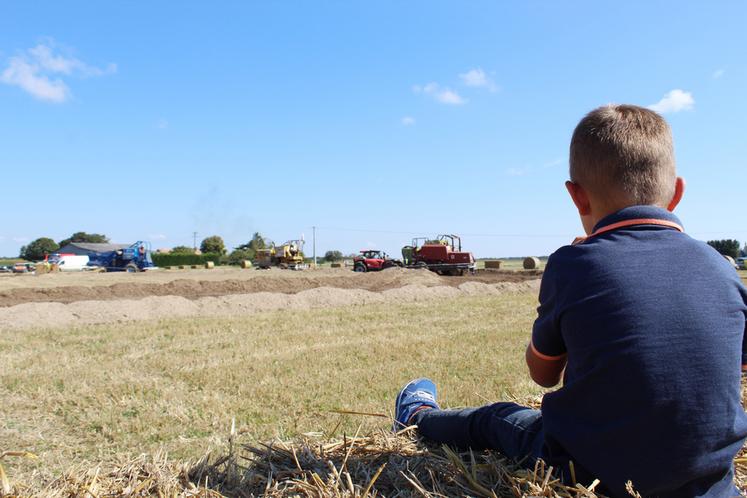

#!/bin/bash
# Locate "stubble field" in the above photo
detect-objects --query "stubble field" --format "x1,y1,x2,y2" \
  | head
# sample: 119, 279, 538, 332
0, 267, 545, 489
1, 266, 745, 495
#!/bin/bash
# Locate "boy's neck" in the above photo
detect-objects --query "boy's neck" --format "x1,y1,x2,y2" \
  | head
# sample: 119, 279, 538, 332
583, 201, 668, 235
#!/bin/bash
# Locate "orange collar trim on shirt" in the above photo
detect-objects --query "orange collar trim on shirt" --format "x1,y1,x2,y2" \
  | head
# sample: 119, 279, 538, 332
572, 218, 684, 245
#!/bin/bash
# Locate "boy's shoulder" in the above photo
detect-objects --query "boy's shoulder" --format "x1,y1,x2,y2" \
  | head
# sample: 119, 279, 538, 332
545, 217, 740, 290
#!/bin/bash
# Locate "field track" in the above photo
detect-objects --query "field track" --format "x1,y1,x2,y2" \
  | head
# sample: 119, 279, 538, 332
0, 267, 540, 307
0, 268, 542, 330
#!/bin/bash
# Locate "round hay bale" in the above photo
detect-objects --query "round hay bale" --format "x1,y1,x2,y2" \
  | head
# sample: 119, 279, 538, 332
330, 262, 342, 268
484, 260, 502, 269
523, 257, 541, 270
205, 261, 215, 269
190, 265, 198, 269
240, 260, 252, 269
178, 265, 186, 270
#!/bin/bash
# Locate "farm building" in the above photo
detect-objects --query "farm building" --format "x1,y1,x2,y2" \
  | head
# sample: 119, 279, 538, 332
57, 242, 131, 255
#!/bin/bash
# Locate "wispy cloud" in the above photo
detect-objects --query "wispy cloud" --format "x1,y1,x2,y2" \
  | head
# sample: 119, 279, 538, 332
542, 157, 565, 168
648, 89, 694, 114
156, 118, 169, 130
149, 234, 167, 241
504, 156, 564, 177
0, 40, 116, 103
413, 82, 466, 105
12, 236, 29, 243
459, 68, 498, 92
712, 69, 725, 79
401, 116, 415, 126
505, 167, 527, 177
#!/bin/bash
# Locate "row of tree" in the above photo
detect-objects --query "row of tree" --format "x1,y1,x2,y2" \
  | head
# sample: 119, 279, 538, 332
706, 239, 745, 259
19, 232, 747, 263
19, 232, 110, 261
18, 231, 347, 264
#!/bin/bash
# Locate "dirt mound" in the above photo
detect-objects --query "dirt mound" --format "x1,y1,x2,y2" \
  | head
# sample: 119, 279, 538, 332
0, 280, 541, 330
0, 268, 539, 307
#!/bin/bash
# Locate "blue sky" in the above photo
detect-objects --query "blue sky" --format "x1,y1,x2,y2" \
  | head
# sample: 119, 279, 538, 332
1, 1, 745, 258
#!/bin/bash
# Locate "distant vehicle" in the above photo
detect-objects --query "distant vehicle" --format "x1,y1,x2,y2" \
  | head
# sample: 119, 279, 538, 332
255, 239, 308, 270
401, 234, 476, 276
85, 241, 158, 272
737, 257, 746, 270
12, 262, 35, 273
0, 265, 12, 273
49, 254, 91, 272
353, 250, 402, 272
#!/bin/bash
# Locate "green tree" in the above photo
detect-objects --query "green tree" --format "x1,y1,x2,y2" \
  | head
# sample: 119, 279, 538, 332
20, 237, 59, 261
58, 232, 109, 247
324, 250, 343, 262
237, 232, 270, 252
171, 245, 195, 254
200, 235, 226, 255
706, 239, 741, 259
227, 248, 254, 265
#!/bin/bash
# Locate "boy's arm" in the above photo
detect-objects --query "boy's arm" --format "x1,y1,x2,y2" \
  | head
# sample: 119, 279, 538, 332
526, 343, 567, 388
527, 253, 568, 388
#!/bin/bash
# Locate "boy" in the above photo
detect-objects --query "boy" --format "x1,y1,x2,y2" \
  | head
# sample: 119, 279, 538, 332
394, 105, 747, 497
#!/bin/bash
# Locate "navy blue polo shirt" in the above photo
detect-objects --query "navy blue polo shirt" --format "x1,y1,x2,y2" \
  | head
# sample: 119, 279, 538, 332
532, 206, 747, 497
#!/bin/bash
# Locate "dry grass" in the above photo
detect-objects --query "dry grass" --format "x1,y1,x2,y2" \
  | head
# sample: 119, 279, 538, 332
2, 289, 746, 496
0, 293, 542, 488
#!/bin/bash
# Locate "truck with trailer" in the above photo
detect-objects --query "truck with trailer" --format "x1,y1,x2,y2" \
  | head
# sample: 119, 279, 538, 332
85, 241, 158, 272
401, 234, 475, 275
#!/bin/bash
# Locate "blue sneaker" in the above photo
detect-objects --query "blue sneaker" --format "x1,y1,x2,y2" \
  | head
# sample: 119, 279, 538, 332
393, 378, 439, 431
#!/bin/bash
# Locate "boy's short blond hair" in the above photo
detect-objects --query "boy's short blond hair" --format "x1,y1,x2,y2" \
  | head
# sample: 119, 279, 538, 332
570, 104, 676, 207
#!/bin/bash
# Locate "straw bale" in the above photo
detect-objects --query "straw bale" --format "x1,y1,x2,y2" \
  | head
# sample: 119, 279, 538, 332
523, 257, 541, 270
205, 261, 215, 269
240, 260, 252, 269
331, 263, 342, 268
484, 260, 502, 269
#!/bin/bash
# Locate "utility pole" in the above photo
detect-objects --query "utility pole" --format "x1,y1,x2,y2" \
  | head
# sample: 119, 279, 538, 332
312, 226, 317, 268
193, 232, 197, 251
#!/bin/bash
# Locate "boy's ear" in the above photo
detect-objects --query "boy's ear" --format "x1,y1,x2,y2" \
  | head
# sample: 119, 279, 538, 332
565, 181, 592, 216
666, 177, 685, 212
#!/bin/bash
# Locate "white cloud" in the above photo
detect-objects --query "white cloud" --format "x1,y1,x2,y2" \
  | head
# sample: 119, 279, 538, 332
459, 68, 498, 92
543, 157, 565, 168
0, 40, 116, 103
413, 82, 466, 105
149, 234, 167, 241
648, 89, 694, 114
12, 236, 29, 243
712, 69, 725, 79
156, 118, 169, 129
401, 116, 415, 126
505, 168, 527, 177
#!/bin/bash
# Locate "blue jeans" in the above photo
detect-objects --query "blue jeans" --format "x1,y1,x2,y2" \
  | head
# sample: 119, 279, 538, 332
412, 402, 545, 465
412, 403, 742, 498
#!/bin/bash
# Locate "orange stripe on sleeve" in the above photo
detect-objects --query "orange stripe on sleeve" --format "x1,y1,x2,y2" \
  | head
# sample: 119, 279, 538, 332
529, 340, 567, 362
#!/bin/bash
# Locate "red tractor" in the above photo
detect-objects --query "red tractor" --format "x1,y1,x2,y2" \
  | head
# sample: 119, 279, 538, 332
353, 250, 402, 272
402, 234, 475, 275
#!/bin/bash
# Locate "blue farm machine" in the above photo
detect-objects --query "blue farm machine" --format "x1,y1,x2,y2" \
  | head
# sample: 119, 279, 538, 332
87, 241, 157, 272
